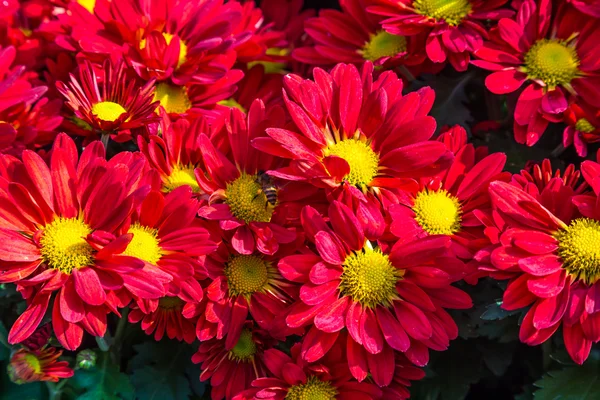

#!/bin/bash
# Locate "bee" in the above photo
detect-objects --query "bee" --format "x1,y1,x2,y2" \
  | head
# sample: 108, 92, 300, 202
255, 170, 278, 208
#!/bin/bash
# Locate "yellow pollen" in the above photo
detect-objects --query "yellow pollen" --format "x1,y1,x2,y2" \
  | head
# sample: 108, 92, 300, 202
23, 354, 42, 375
524, 39, 580, 90
39, 217, 94, 274
412, 189, 462, 235
163, 164, 201, 193
326, 139, 379, 189
225, 255, 271, 297
576, 118, 595, 133
228, 329, 257, 363
140, 32, 187, 69
339, 247, 401, 308
218, 98, 247, 113
225, 173, 274, 223
77, 0, 96, 13
91, 101, 127, 122
413, 0, 472, 26
247, 47, 290, 74
285, 376, 338, 400
361, 31, 407, 62
158, 296, 184, 310
556, 218, 600, 285
154, 83, 192, 115
122, 223, 163, 265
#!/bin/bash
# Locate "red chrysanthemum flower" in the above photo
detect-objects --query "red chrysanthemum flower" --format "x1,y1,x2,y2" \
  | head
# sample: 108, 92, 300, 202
293, 0, 428, 73
119, 187, 216, 340
472, 1, 600, 145
0, 45, 61, 156
128, 295, 198, 344
279, 201, 471, 386
487, 173, 600, 364
253, 62, 453, 239
192, 240, 295, 349
152, 52, 244, 118
475, 159, 587, 282
389, 125, 507, 260
234, 336, 383, 400
192, 323, 272, 400
567, 0, 600, 17
8, 346, 73, 384
74, 0, 246, 85
138, 115, 211, 195
196, 101, 298, 256
563, 103, 600, 158
57, 60, 158, 142
0, 134, 171, 350
369, 0, 513, 71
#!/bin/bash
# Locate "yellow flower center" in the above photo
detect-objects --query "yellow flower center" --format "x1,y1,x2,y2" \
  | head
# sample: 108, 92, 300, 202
91, 101, 127, 122
339, 247, 401, 309
225, 173, 273, 223
361, 31, 407, 62
140, 32, 187, 69
247, 47, 290, 74
40, 217, 94, 274
413, 0, 472, 26
218, 98, 247, 113
575, 118, 595, 133
412, 189, 462, 235
163, 164, 201, 193
285, 376, 338, 400
77, 0, 96, 13
23, 354, 42, 375
225, 255, 271, 297
326, 139, 379, 189
158, 296, 184, 310
556, 218, 600, 284
228, 329, 257, 362
122, 223, 163, 265
154, 83, 192, 115
524, 39, 580, 90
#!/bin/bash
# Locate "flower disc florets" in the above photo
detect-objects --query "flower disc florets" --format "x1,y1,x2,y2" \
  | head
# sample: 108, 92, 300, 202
556, 218, 600, 284
225, 173, 273, 223
39, 217, 94, 274
413, 189, 462, 235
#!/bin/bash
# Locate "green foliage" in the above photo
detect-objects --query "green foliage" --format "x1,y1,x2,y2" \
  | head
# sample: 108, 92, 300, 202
69, 352, 134, 400
411, 339, 484, 400
534, 355, 600, 400
129, 340, 204, 400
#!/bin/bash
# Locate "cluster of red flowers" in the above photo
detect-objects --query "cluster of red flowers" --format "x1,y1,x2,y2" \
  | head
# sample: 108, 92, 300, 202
1, 0, 600, 398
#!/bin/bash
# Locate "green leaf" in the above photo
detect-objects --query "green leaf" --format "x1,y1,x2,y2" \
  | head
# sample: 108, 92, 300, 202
128, 340, 199, 400
0, 361, 46, 400
534, 356, 600, 399
70, 353, 134, 400
481, 302, 519, 321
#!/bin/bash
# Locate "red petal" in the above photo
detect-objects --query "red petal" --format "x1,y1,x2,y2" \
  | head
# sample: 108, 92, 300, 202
52, 298, 83, 350
360, 308, 384, 354
301, 326, 339, 362
395, 301, 433, 341
0, 228, 40, 262
314, 296, 349, 333
8, 293, 50, 344
533, 284, 569, 329
563, 323, 592, 365
73, 267, 106, 306
314, 231, 346, 265
300, 281, 339, 306
518, 254, 562, 276
347, 335, 368, 381
366, 344, 394, 387
376, 306, 410, 351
